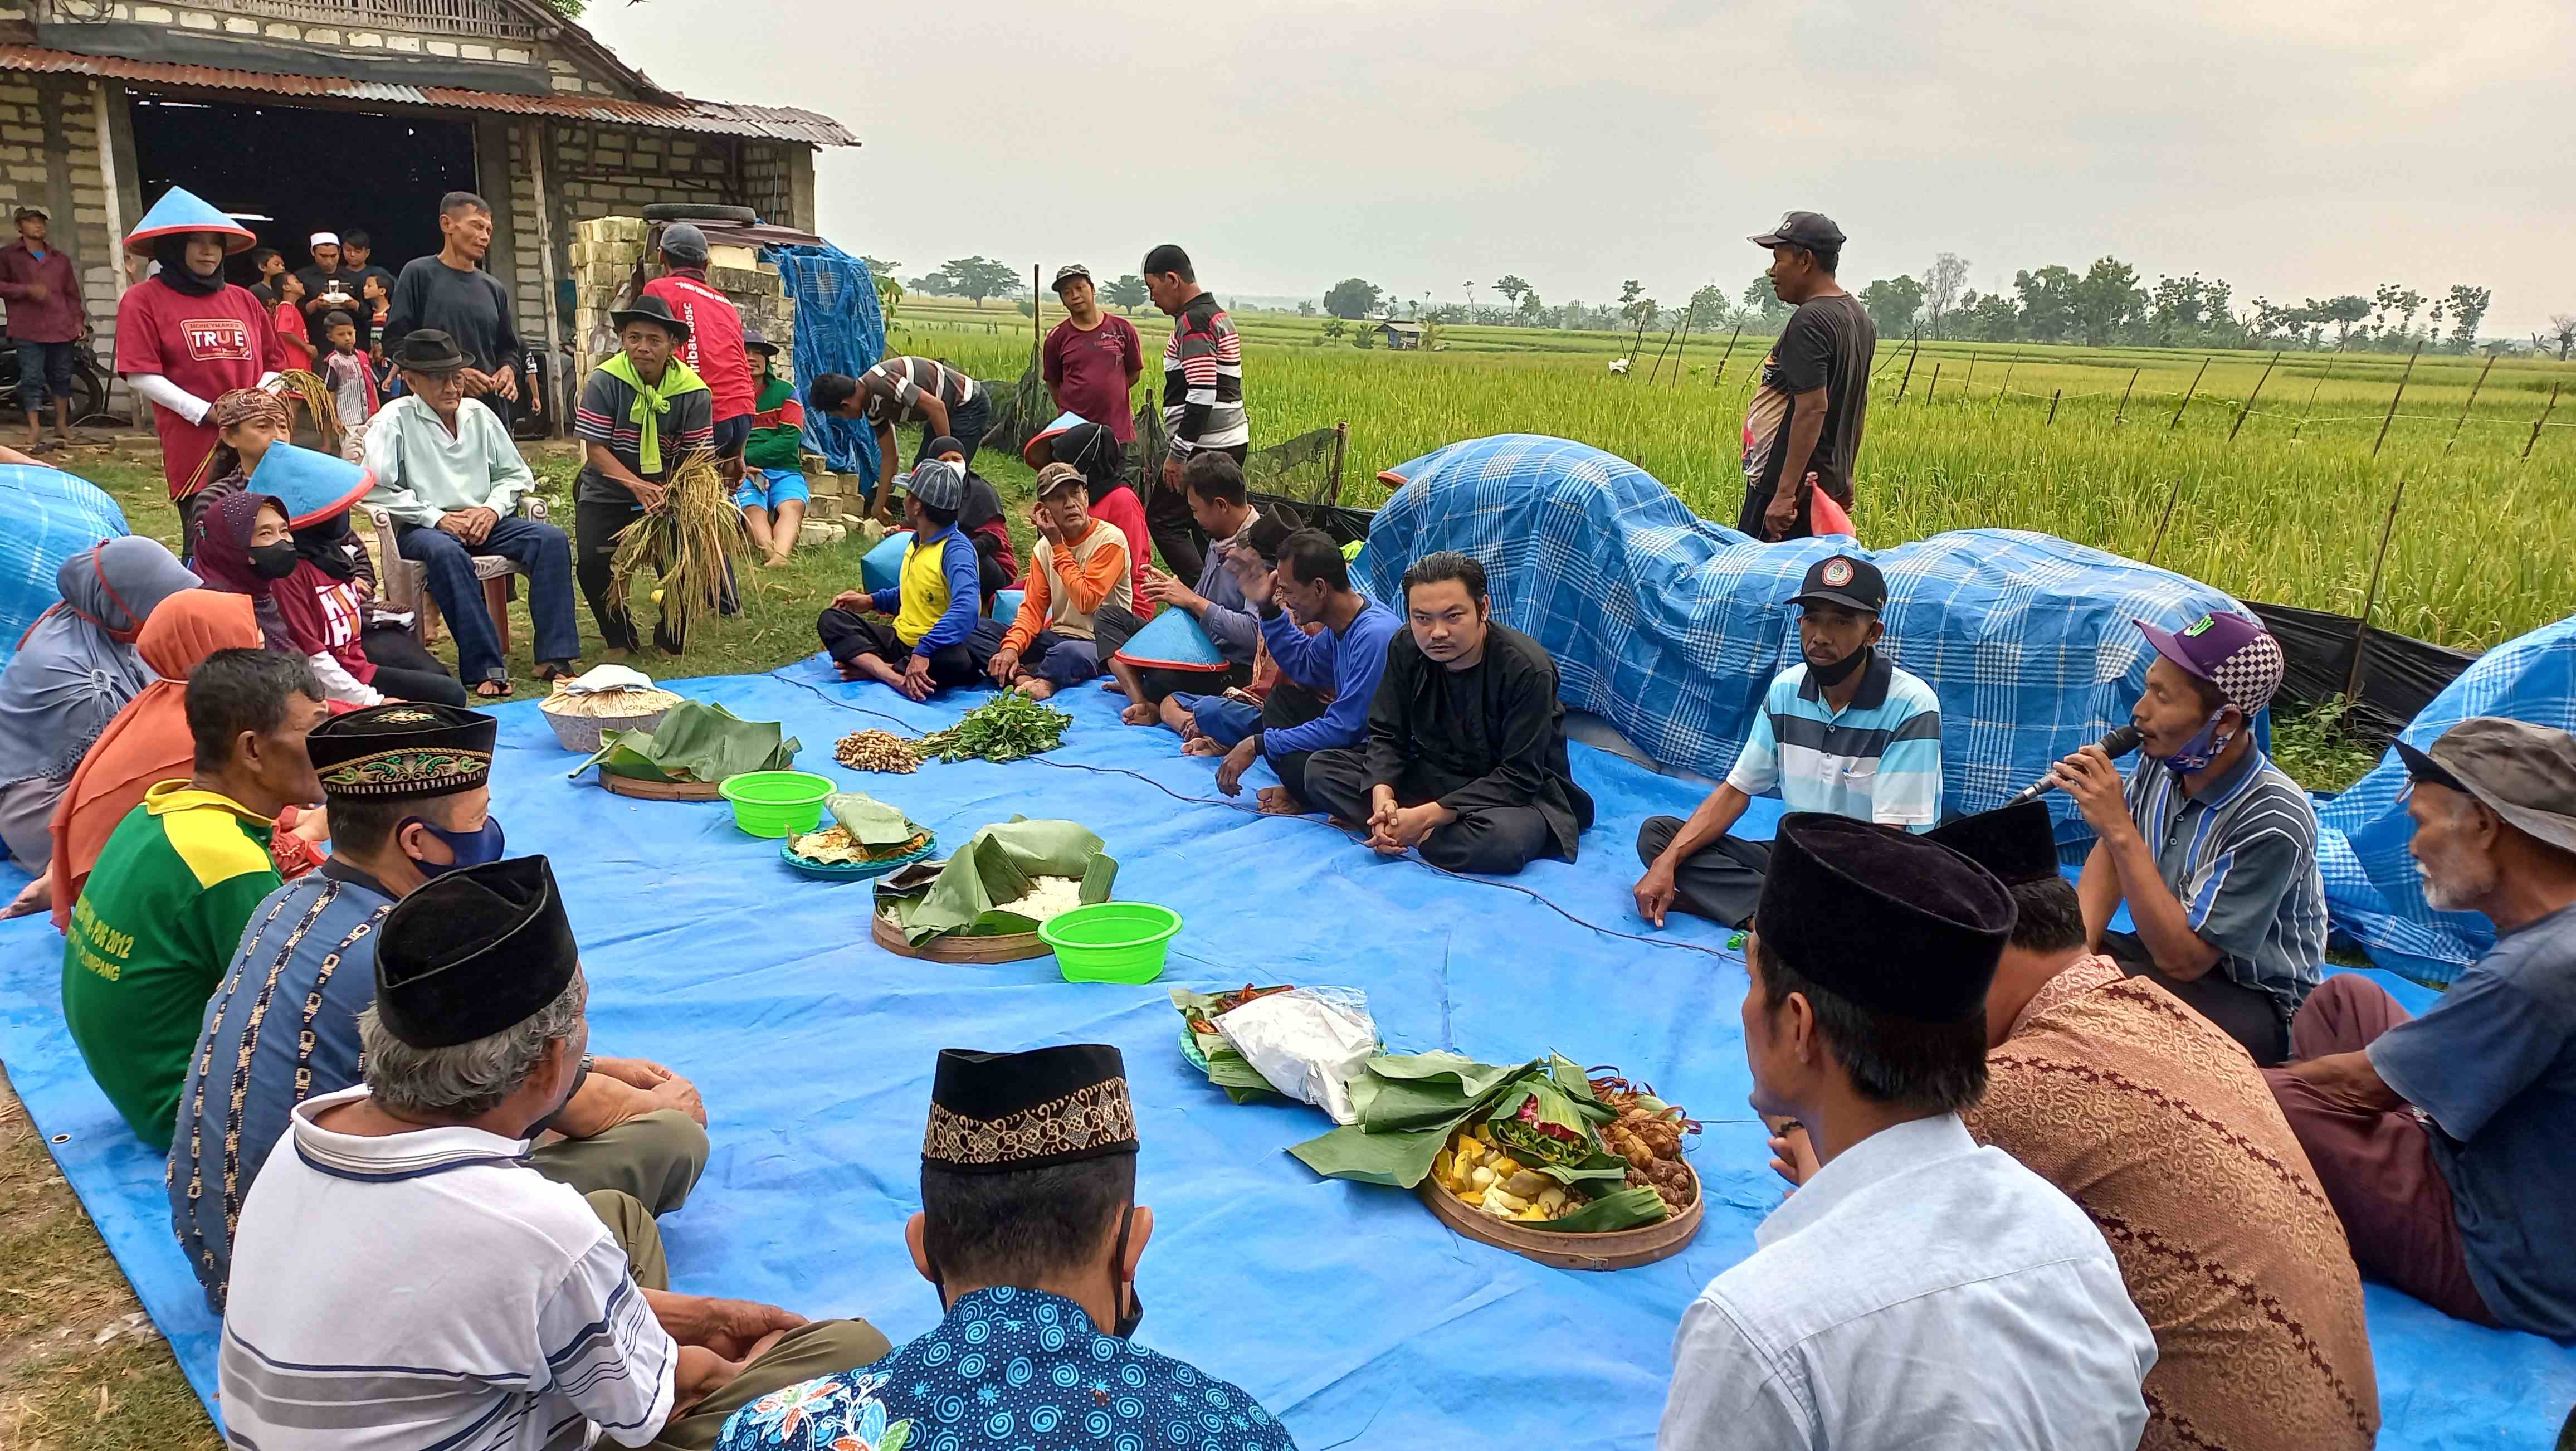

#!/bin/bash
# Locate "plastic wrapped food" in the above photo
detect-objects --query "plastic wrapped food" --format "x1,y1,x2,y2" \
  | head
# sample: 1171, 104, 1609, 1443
1214, 987, 1379, 1125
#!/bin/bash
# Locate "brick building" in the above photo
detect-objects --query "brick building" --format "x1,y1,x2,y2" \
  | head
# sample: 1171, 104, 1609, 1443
0, 0, 853, 419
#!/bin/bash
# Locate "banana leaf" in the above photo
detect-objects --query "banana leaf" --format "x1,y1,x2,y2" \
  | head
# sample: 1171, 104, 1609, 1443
825, 792, 921, 846
1537, 1184, 1672, 1234
1169, 989, 1284, 1104
1287, 1122, 1456, 1187
1287, 1053, 1535, 1187
878, 816, 1116, 945
573, 700, 799, 783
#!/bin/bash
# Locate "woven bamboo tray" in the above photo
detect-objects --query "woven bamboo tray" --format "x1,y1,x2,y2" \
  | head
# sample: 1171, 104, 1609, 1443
1417, 1161, 1704, 1272
541, 700, 673, 753
870, 910, 1050, 963
597, 771, 725, 802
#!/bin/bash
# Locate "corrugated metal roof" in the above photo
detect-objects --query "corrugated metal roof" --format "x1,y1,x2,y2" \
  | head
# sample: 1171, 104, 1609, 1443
0, 46, 857, 147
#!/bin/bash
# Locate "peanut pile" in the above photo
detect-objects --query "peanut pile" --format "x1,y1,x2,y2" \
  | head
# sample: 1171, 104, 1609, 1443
834, 729, 923, 773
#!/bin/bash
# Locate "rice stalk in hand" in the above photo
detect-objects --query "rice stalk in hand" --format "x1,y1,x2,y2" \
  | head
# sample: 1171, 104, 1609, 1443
609, 448, 744, 647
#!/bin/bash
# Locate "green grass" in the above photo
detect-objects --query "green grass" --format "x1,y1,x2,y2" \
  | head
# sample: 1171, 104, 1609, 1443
899, 296, 2576, 653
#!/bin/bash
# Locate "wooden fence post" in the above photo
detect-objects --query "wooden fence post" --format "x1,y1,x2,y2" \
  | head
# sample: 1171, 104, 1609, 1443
2114, 367, 2140, 425
2345, 476, 2411, 704
2047, 389, 2062, 426
1924, 363, 1941, 403
2290, 350, 2338, 441
2369, 343, 2424, 458
2227, 352, 2278, 445
2442, 353, 2497, 455
2524, 381, 2562, 461
1711, 324, 1744, 386
1991, 361, 2016, 412
1893, 337, 1922, 402
2167, 355, 2212, 431
1328, 421, 1348, 505
1963, 350, 1978, 397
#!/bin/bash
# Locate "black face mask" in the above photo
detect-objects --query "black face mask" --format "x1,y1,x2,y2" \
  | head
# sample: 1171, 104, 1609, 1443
248, 541, 303, 581
1807, 642, 1871, 689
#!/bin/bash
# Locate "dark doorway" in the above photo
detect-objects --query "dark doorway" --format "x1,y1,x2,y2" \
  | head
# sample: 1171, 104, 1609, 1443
125, 91, 477, 285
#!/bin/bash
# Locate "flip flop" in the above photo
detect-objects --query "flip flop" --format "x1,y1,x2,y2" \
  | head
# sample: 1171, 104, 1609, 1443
533, 660, 577, 683
473, 679, 512, 699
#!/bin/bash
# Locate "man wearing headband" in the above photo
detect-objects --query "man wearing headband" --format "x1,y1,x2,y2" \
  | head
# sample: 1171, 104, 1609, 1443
221, 857, 890, 1449
172, 704, 712, 1312
2045, 611, 2321, 1064
1636, 553, 1941, 931
112, 186, 291, 541
2269, 719, 2576, 1340
711, 1044, 1295, 1451
1662, 814, 2153, 1449
1928, 802, 2378, 1450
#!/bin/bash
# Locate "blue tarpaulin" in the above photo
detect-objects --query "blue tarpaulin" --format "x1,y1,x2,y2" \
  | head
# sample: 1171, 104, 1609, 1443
771, 244, 886, 481
1, 659, 2569, 1447
1361, 435, 2259, 849
0, 462, 131, 671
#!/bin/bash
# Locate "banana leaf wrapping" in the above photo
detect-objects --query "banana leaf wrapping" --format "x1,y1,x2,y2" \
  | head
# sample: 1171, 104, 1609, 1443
1289, 1053, 1672, 1233
825, 792, 922, 846
874, 816, 1117, 946
1170, 987, 1283, 1103
572, 700, 799, 783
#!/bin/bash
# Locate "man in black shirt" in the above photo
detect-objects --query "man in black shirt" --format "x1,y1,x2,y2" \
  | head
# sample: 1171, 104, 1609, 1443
1739, 211, 1874, 542
1299, 551, 1594, 875
384, 192, 523, 430
294, 232, 365, 349
340, 229, 397, 353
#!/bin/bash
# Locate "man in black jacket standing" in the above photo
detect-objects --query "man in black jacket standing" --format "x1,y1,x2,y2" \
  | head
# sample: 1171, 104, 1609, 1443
1299, 551, 1594, 875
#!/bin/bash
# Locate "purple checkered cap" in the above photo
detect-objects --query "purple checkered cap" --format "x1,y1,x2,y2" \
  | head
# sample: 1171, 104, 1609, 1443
2134, 610, 2284, 716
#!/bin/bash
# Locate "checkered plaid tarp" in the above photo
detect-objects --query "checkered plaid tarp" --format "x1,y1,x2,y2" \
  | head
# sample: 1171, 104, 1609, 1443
1355, 435, 2250, 848
0, 463, 132, 673
2315, 613, 2576, 987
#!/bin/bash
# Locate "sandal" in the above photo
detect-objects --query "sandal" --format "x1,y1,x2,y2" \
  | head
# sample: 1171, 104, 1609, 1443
473, 679, 512, 699
533, 660, 577, 683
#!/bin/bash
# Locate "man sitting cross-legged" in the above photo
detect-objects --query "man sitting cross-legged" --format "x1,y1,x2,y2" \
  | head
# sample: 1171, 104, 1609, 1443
1185, 525, 1399, 815
1096, 450, 1264, 718
1924, 800, 2379, 1451
813, 460, 995, 699
219, 856, 890, 1451
1636, 552, 1940, 931
172, 702, 710, 1313
710, 1045, 1297, 1450
987, 462, 1136, 700
1299, 551, 1594, 875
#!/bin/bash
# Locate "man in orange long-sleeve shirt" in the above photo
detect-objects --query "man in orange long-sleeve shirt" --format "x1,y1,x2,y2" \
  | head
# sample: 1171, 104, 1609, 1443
987, 462, 1136, 699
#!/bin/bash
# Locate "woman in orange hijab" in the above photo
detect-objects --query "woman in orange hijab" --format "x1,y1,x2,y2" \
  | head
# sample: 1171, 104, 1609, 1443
34, 591, 273, 930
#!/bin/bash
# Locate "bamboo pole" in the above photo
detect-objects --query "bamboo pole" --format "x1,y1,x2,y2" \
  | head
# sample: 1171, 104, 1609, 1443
1963, 350, 1978, 397
2114, 367, 2140, 425
1623, 300, 1654, 377
2047, 389, 2062, 425
2167, 355, 2212, 431
2226, 351, 2279, 445
1328, 421, 1348, 505
1710, 324, 1744, 386
1991, 361, 2016, 412
1892, 336, 1922, 402
2369, 343, 2424, 458
2442, 353, 2497, 455
1646, 301, 1688, 384
2145, 475, 2187, 568
2290, 350, 2339, 441
2523, 381, 2562, 461
1924, 362, 1941, 403
2344, 476, 2411, 703
1670, 299, 1696, 386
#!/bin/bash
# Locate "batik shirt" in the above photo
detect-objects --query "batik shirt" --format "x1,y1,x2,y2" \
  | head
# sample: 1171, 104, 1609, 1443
714, 1287, 1297, 1451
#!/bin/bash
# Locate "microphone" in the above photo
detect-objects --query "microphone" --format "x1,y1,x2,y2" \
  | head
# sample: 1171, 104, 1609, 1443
2006, 724, 2143, 805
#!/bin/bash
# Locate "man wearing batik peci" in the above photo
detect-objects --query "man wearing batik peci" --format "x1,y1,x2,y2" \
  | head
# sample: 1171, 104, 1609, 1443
171, 703, 712, 1312
714, 1044, 1297, 1451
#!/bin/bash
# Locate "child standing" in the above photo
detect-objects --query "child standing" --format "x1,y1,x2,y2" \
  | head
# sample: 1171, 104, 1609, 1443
736, 328, 808, 566
269, 270, 314, 371
319, 310, 378, 461
813, 460, 993, 699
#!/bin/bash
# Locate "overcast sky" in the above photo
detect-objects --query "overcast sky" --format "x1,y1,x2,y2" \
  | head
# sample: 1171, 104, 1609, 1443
585, 0, 2576, 335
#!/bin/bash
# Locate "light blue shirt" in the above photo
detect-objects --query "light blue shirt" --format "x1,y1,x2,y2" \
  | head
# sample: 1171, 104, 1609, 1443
1659, 1114, 2155, 1451
1724, 651, 1944, 830
359, 393, 536, 527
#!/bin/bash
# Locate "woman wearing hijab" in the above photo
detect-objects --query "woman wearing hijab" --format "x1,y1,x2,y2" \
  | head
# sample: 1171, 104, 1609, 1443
22, 592, 321, 928
193, 490, 428, 708
0, 538, 201, 873
288, 511, 465, 698
111, 187, 290, 546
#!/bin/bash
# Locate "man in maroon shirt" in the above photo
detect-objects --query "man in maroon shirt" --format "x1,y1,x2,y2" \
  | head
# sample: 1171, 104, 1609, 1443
1042, 263, 1142, 452
1, 206, 89, 452
640, 223, 754, 482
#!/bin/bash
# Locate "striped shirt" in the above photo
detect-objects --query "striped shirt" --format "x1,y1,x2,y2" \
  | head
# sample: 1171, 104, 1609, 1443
1160, 293, 1249, 453
2121, 745, 2326, 1014
857, 355, 978, 428
1724, 653, 1943, 829
219, 1084, 678, 1449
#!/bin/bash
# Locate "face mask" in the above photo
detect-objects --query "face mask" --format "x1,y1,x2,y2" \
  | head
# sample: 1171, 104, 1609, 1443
402, 815, 505, 877
1807, 642, 1870, 689
2163, 711, 2236, 776
248, 541, 303, 580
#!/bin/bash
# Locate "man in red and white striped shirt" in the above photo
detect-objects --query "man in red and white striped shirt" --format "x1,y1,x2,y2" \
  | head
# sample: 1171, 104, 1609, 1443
1145, 244, 1246, 583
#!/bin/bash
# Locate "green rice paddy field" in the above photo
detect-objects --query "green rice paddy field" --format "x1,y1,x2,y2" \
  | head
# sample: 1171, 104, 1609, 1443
902, 295, 2576, 653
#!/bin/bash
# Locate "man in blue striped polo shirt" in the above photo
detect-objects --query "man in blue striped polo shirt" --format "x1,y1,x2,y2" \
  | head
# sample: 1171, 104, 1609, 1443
2045, 610, 2323, 1065
1636, 554, 1943, 929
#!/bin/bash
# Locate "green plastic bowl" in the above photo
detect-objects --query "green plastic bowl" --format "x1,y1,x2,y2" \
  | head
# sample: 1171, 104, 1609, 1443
1040, 902, 1183, 984
717, 770, 835, 838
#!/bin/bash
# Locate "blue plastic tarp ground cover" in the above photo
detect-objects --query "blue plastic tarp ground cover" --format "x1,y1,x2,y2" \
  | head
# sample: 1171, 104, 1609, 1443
0, 462, 131, 671
2318, 612, 2576, 987
1362, 435, 2256, 851
2, 658, 2570, 1448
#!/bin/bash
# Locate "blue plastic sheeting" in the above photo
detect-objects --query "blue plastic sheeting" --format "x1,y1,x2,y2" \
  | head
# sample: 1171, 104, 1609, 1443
0, 463, 131, 670
2319, 613, 2576, 987
2, 659, 2570, 1447
1361, 435, 2254, 849
771, 244, 886, 481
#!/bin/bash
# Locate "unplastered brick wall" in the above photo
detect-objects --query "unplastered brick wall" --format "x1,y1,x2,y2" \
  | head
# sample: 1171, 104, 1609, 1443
80, 2, 623, 96
565, 214, 793, 377
0, 74, 129, 391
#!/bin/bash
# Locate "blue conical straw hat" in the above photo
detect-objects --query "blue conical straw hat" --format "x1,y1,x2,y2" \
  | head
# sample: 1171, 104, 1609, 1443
247, 441, 375, 528
125, 186, 258, 255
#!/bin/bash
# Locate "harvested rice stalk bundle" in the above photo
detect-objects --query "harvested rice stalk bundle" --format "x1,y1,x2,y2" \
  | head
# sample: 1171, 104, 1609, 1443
275, 369, 345, 452
608, 448, 745, 646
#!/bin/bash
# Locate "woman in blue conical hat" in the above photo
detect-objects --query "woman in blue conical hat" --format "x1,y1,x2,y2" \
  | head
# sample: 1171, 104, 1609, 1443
111, 186, 292, 548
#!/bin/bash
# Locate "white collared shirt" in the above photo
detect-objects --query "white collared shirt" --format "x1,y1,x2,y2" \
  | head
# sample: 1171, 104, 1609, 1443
1659, 1113, 2155, 1451
218, 1084, 678, 1449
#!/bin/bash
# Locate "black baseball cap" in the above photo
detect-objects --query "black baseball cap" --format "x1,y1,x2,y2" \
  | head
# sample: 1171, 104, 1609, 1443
1750, 211, 1846, 252
1789, 553, 1886, 614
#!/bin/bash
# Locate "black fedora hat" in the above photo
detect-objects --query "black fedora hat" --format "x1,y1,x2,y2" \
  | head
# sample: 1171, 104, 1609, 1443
387, 328, 469, 373
608, 293, 691, 345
